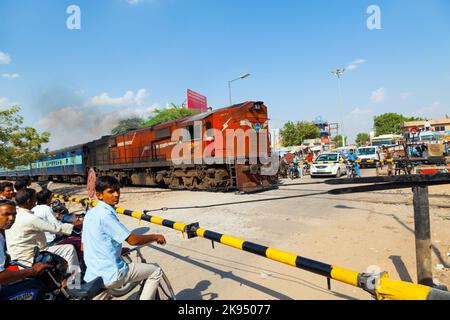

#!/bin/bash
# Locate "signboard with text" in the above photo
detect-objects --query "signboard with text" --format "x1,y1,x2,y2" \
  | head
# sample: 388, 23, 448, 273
187, 89, 207, 114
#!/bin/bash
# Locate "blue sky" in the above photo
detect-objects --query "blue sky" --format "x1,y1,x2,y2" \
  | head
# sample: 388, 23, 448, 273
1, 0, 449, 149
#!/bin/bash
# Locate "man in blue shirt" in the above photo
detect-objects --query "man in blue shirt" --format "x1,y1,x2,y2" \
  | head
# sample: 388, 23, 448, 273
82, 176, 166, 300
292, 154, 302, 178
346, 149, 361, 177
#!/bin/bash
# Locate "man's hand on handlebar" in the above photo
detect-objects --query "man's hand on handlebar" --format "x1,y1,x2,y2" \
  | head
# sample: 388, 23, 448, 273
155, 235, 166, 245
30, 263, 52, 276
121, 247, 131, 256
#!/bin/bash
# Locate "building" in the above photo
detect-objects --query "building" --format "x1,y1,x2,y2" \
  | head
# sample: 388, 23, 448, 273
313, 116, 332, 143
402, 118, 450, 136
270, 128, 282, 149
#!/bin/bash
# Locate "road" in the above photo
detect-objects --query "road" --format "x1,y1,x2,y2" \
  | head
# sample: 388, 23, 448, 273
49, 168, 450, 300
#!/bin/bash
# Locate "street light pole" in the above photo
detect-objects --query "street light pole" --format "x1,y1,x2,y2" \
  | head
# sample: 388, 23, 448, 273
332, 68, 346, 148
228, 73, 251, 105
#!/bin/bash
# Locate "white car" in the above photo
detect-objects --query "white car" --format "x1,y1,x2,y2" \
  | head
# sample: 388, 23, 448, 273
357, 146, 384, 168
310, 153, 347, 178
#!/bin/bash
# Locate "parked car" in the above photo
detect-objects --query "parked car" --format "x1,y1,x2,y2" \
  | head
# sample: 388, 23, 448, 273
357, 146, 384, 168
310, 153, 347, 178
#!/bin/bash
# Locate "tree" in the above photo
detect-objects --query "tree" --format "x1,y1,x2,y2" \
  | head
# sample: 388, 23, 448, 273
332, 135, 347, 147
142, 104, 198, 127
355, 133, 370, 147
374, 113, 423, 136
280, 121, 320, 146
0, 106, 50, 169
111, 117, 145, 135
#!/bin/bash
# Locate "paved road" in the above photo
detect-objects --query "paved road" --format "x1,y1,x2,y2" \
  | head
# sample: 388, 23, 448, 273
50, 169, 450, 300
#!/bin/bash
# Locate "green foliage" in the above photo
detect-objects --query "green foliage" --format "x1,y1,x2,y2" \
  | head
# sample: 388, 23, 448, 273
332, 135, 347, 147
0, 105, 50, 169
111, 117, 145, 135
280, 121, 320, 146
374, 113, 423, 136
142, 104, 198, 127
355, 133, 370, 147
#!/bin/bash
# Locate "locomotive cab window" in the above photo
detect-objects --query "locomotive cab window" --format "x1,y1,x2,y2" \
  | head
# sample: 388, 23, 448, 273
154, 127, 171, 140
205, 122, 213, 137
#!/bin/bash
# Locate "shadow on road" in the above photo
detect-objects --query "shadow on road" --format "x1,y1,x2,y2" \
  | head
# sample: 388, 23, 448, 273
176, 280, 218, 300
148, 244, 359, 300
389, 255, 413, 282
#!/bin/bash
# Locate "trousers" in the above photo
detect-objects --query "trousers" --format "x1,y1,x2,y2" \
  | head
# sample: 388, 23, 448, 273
94, 262, 162, 300
46, 244, 80, 273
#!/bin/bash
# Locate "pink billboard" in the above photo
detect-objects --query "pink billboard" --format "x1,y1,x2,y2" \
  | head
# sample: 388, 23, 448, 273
187, 89, 207, 113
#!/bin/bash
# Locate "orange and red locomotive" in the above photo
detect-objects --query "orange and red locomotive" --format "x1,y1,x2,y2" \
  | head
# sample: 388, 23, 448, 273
0, 101, 278, 193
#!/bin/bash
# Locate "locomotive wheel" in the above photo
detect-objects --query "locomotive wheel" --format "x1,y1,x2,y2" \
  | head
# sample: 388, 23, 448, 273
182, 177, 195, 190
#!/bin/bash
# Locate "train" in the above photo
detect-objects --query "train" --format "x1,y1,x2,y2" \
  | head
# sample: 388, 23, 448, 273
0, 101, 278, 193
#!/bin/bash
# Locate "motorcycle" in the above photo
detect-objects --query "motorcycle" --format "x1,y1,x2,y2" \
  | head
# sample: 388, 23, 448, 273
5, 246, 175, 300
46, 201, 164, 299
302, 162, 310, 176
346, 160, 358, 178
288, 163, 300, 179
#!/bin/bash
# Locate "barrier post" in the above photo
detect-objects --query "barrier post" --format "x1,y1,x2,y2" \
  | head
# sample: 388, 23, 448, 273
412, 185, 433, 287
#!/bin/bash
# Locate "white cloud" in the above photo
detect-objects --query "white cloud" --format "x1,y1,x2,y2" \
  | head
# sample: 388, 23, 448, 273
350, 107, 373, 115
0, 97, 8, 108
135, 89, 148, 106
1, 73, 20, 79
400, 92, 413, 100
412, 101, 449, 119
127, 0, 143, 5
351, 59, 366, 65
0, 97, 18, 109
86, 88, 148, 107
0, 51, 11, 64
37, 105, 158, 150
346, 59, 366, 71
370, 87, 387, 103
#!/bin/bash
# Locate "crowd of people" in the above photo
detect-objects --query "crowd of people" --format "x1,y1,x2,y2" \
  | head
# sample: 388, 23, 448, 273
279, 148, 362, 178
0, 175, 167, 300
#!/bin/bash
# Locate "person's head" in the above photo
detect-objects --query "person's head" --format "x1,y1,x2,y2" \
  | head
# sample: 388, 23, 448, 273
0, 181, 14, 200
0, 200, 17, 230
14, 177, 31, 192
37, 188, 53, 206
15, 188, 37, 210
349, 148, 354, 154
95, 176, 121, 206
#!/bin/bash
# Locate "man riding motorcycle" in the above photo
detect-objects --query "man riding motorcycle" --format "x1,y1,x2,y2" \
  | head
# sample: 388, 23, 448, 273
82, 176, 167, 300
33, 189, 84, 264
290, 154, 302, 179
346, 148, 361, 177
0, 199, 52, 300
5, 189, 81, 273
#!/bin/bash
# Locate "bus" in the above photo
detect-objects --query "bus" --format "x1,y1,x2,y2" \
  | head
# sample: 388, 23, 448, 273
370, 134, 403, 147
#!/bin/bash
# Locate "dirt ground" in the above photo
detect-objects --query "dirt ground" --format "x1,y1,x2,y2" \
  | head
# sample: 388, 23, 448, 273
31, 169, 450, 299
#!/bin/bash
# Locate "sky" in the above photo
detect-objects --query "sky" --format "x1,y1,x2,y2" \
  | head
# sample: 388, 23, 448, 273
1, 0, 449, 149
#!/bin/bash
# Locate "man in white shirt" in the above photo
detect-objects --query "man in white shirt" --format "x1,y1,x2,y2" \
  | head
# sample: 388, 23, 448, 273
32, 189, 65, 244
0, 199, 51, 300
5, 188, 81, 273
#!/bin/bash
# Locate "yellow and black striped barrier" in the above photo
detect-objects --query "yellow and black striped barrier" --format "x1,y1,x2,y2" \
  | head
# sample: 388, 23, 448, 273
53, 193, 450, 300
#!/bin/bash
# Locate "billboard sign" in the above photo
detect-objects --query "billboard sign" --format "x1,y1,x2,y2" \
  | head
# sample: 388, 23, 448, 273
187, 89, 207, 114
